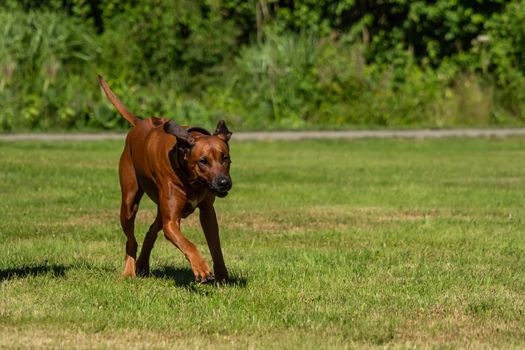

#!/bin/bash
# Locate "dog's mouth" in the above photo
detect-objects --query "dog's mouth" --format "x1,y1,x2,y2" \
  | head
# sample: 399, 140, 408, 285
211, 187, 229, 198
215, 190, 229, 198
201, 177, 232, 198
209, 182, 232, 198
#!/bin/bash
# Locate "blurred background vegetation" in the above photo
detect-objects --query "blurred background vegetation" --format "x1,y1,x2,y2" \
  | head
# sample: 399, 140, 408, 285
1, 0, 525, 131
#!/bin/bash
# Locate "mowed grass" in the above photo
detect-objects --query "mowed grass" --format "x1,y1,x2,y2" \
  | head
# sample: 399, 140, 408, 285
1, 137, 524, 349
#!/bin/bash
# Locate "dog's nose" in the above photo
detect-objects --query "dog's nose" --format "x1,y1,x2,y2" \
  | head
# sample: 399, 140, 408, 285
217, 176, 231, 190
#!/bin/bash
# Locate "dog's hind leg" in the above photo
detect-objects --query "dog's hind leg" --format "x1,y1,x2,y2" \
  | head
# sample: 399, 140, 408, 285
119, 146, 143, 278
136, 208, 162, 277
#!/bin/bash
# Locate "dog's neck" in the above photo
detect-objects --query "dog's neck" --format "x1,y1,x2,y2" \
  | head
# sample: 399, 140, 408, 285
168, 147, 189, 181
169, 147, 203, 189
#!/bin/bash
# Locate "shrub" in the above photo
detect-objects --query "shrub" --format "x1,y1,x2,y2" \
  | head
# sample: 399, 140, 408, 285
0, 10, 100, 130
208, 32, 499, 129
481, 0, 525, 121
214, 31, 370, 128
1, 1, 525, 131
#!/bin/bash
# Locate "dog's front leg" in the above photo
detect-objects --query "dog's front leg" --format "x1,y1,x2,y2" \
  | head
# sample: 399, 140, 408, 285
199, 197, 229, 283
160, 193, 214, 283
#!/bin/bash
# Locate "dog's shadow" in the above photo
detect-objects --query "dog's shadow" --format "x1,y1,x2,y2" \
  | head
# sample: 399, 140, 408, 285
151, 265, 247, 289
150, 266, 195, 286
0, 263, 69, 284
0, 263, 247, 291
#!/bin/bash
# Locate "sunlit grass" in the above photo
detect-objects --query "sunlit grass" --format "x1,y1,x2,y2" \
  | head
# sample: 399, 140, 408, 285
1, 137, 524, 348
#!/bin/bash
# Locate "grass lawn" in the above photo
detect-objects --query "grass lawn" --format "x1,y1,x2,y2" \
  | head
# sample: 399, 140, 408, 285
1, 137, 524, 349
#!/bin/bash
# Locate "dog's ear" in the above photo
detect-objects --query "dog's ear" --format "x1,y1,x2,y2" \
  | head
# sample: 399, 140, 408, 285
164, 120, 194, 151
214, 120, 232, 142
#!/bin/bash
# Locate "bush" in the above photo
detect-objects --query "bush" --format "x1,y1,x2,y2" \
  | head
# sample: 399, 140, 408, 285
481, 0, 525, 121
1, 1, 525, 131
208, 33, 505, 129
97, 1, 240, 88
0, 10, 100, 130
209, 31, 413, 129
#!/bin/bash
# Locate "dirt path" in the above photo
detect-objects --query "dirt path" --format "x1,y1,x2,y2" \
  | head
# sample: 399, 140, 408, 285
2, 128, 525, 141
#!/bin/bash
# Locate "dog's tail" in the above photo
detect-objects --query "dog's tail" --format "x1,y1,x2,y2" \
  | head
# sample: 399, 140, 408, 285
98, 75, 139, 126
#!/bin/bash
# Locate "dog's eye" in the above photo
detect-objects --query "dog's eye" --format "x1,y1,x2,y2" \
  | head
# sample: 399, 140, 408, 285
222, 155, 230, 162
199, 158, 208, 166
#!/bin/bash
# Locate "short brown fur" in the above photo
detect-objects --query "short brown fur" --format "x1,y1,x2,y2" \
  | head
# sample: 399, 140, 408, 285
99, 75, 232, 283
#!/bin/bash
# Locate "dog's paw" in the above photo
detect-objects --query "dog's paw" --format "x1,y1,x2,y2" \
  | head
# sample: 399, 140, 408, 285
136, 265, 150, 277
136, 255, 152, 277
213, 267, 229, 285
196, 272, 215, 284
122, 258, 137, 278
192, 261, 215, 284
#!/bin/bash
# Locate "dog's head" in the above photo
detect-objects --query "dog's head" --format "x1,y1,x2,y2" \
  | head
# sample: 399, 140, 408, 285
164, 120, 232, 197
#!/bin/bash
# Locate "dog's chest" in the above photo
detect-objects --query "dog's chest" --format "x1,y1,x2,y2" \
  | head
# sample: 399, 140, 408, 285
181, 198, 199, 218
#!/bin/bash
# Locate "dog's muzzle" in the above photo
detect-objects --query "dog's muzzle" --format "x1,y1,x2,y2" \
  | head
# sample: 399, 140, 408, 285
211, 175, 232, 197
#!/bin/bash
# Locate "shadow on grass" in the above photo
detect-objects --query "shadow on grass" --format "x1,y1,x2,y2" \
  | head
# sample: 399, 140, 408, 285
151, 266, 195, 286
0, 262, 247, 291
0, 263, 68, 284
0, 261, 115, 285
151, 265, 248, 289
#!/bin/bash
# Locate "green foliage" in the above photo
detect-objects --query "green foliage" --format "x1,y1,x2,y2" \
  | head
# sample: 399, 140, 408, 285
1, 0, 525, 130
0, 10, 102, 130
210, 33, 507, 128
480, 0, 525, 119
223, 31, 327, 128
363, 0, 506, 66
99, 1, 239, 85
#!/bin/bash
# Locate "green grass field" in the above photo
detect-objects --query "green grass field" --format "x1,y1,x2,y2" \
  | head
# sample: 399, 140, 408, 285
1, 137, 524, 349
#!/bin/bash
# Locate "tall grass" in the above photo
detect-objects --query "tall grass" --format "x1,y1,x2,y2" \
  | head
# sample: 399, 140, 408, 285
0, 10, 101, 130
1, 9, 525, 131
208, 32, 520, 129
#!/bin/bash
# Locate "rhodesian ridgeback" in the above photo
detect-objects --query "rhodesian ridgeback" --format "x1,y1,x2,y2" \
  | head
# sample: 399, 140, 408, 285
98, 76, 232, 283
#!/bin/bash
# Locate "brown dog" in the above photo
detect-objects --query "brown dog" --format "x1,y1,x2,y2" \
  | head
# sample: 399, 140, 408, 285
98, 75, 232, 283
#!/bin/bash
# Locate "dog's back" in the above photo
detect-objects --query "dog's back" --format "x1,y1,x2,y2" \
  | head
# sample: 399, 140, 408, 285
121, 117, 178, 203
